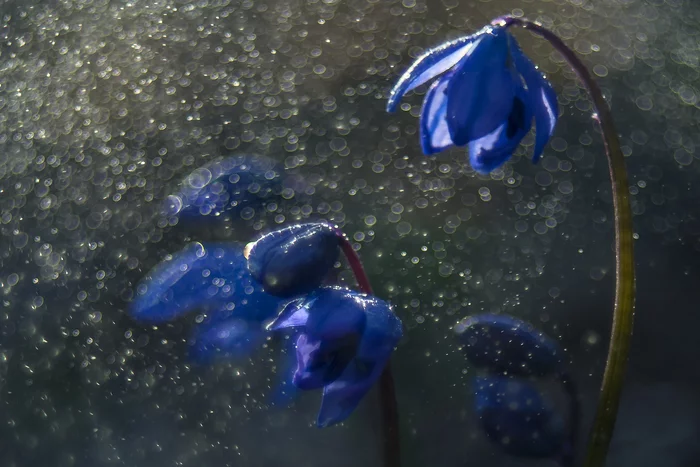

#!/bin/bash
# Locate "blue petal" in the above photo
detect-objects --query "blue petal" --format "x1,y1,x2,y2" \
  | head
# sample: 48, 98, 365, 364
316, 291, 402, 427
386, 32, 482, 113
474, 375, 566, 458
247, 223, 340, 297
420, 74, 456, 155
467, 84, 533, 174
509, 36, 559, 163
446, 26, 517, 145
130, 242, 282, 323
317, 356, 382, 427
455, 313, 561, 377
292, 333, 358, 390
267, 298, 311, 331
189, 316, 267, 364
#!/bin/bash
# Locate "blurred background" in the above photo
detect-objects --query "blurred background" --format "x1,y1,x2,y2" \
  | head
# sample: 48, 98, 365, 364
0, 0, 699, 465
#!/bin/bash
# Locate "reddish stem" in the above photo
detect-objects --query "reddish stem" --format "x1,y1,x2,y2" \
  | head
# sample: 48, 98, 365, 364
335, 229, 401, 467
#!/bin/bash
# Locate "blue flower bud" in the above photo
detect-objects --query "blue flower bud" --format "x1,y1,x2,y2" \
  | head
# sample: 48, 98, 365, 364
246, 222, 340, 297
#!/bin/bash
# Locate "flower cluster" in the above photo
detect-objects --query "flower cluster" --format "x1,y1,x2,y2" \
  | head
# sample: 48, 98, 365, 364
131, 163, 403, 427
127, 13, 601, 462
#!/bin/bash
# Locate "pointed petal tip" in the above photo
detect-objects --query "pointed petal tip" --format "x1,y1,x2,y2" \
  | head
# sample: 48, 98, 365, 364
267, 299, 310, 331
385, 97, 400, 114
386, 33, 481, 115
316, 417, 331, 428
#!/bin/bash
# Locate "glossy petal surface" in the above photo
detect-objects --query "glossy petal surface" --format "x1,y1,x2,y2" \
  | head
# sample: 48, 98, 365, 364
420, 74, 455, 155
455, 314, 562, 377
247, 222, 340, 297
468, 86, 533, 174
474, 375, 566, 458
130, 242, 282, 324
509, 38, 559, 163
446, 26, 516, 145
386, 32, 480, 113
268, 298, 311, 330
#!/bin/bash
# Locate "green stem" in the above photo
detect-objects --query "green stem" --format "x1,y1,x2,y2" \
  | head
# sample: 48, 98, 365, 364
496, 15, 636, 467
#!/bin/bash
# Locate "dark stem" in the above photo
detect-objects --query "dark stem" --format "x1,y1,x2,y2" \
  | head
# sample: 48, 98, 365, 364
335, 229, 401, 467
495, 15, 636, 467
559, 373, 581, 467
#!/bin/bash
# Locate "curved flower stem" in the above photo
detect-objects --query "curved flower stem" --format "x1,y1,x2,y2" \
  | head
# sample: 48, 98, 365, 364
495, 15, 636, 467
335, 229, 401, 467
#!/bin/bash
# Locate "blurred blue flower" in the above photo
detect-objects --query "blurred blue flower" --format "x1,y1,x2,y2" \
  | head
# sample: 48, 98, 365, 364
133, 221, 402, 426
246, 222, 340, 297
387, 25, 558, 173
473, 375, 568, 459
129, 242, 284, 362
162, 154, 308, 220
455, 313, 562, 377
268, 286, 403, 427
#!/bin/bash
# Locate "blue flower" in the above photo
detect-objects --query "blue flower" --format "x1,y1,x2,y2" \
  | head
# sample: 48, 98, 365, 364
268, 286, 403, 427
245, 222, 340, 297
387, 25, 558, 174
455, 313, 562, 377
473, 375, 568, 458
129, 242, 285, 362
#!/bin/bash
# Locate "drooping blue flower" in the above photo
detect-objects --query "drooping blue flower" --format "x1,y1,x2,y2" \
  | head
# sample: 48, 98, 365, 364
130, 242, 283, 324
387, 25, 558, 173
246, 222, 340, 298
162, 154, 308, 220
268, 286, 403, 427
473, 375, 568, 458
455, 314, 562, 377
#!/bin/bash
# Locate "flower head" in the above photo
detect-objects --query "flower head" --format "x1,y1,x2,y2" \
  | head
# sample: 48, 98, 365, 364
473, 375, 567, 458
246, 222, 340, 297
387, 25, 558, 174
268, 287, 403, 427
455, 314, 562, 377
